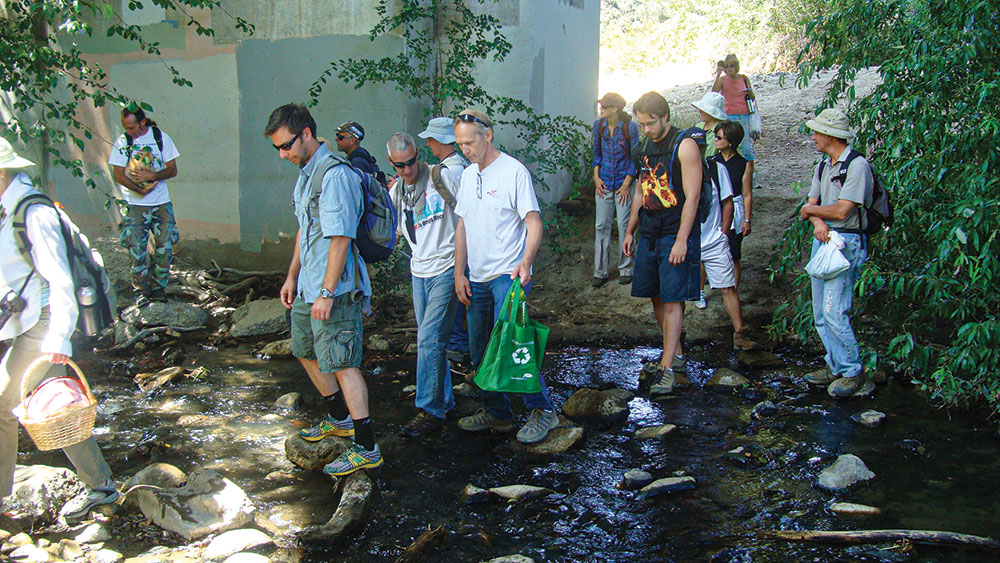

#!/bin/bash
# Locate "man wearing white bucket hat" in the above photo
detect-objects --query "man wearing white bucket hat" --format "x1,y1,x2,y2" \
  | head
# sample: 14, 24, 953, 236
419, 117, 472, 367
0, 138, 119, 523
800, 108, 875, 398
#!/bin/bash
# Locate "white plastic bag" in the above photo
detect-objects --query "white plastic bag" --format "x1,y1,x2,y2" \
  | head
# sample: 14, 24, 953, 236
806, 231, 850, 280
747, 108, 763, 140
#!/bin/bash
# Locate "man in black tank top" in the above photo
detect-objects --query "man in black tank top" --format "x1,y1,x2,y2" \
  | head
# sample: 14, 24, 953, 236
623, 92, 704, 396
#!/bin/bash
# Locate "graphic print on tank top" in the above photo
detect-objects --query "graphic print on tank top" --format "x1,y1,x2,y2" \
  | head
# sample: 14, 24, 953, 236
639, 155, 678, 211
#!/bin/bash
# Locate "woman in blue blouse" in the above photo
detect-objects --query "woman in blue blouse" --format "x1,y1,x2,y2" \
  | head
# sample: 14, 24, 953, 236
592, 92, 639, 287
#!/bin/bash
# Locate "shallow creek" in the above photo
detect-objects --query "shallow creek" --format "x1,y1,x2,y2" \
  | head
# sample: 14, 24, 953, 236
16, 340, 1000, 562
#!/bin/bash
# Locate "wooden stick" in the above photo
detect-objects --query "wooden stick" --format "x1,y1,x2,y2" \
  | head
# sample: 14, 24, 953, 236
221, 276, 261, 295
395, 526, 445, 563
106, 325, 206, 352
766, 529, 1000, 550
221, 267, 285, 277
385, 326, 418, 333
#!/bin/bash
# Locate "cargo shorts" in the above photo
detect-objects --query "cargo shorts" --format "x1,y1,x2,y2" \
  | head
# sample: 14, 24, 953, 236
290, 293, 363, 373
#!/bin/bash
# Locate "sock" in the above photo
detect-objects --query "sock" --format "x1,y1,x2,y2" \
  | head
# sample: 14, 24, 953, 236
353, 417, 375, 451
323, 391, 350, 421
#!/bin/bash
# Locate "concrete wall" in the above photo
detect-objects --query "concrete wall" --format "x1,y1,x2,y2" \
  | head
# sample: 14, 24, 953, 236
38, 0, 598, 261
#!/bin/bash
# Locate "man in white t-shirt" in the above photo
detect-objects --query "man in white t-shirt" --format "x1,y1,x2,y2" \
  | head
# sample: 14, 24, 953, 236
387, 132, 461, 438
452, 109, 558, 445
418, 117, 471, 365
107, 106, 180, 307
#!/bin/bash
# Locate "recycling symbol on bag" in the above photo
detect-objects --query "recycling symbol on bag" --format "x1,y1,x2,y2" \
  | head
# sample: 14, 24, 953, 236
512, 346, 531, 365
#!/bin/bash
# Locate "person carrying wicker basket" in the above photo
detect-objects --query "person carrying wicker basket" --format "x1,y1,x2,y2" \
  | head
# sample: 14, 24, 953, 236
0, 138, 119, 522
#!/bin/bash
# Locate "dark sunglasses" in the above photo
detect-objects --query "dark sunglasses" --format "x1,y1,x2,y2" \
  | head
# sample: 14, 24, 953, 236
272, 131, 301, 151
391, 155, 418, 169
457, 113, 492, 128
335, 133, 347, 141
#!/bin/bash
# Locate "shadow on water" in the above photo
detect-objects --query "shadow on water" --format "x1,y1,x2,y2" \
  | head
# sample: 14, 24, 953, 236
17, 342, 1000, 562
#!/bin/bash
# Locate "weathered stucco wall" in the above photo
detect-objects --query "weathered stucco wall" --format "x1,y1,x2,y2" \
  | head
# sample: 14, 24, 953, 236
39, 0, 598, 261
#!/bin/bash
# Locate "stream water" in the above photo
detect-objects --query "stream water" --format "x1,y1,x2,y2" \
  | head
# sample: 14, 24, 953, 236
16, 339, 1000, 562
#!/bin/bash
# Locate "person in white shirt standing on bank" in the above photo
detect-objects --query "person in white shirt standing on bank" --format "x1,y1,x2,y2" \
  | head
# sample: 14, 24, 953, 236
452, 109, 559, 445
107, 106, 180, 308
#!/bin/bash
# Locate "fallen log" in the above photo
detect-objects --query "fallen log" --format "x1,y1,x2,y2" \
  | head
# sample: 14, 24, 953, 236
221, 275, 261, 295
107, 325, 206, 352
766, 529, 1000, 550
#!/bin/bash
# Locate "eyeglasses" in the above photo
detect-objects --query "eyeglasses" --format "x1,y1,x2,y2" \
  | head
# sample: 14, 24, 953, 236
457, 113, 492, 128
335, 133, 347, 141
272, 132, 301, 151
476, 173, 482, 199
391, 155, 418, 169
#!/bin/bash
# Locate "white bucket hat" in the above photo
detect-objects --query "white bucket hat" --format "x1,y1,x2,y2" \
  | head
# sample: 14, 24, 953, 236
806, 108, 855, 141
417, 117, 456, 144
691, 92, 727, 122
0, 138, 35, 169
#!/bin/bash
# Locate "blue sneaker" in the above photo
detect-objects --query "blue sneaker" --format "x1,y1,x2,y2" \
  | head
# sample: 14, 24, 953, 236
323, 443, 383, 477
300, 416, 355, 441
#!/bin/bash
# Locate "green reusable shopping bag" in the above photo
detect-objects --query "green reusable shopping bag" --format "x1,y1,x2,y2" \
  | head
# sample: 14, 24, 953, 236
473, 279, 548, 394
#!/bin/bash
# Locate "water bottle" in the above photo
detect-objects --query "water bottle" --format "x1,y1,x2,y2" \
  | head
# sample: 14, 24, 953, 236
77, 283, 100, 336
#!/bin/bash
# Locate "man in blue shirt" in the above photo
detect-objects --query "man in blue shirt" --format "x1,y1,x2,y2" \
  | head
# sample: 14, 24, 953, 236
265, 104, 381, 476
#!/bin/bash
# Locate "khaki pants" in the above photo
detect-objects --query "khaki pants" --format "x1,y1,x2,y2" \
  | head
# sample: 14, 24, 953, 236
1, 308, 111, 498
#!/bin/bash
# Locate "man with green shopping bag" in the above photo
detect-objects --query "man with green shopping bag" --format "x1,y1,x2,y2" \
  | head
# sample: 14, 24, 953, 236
452, 109, 558, 444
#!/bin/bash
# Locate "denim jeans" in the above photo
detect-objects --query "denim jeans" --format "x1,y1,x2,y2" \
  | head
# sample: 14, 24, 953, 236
447, 298, 471, 354
811, 233, 867, 378
469, 276, 554, 420
412, 269, 458, 419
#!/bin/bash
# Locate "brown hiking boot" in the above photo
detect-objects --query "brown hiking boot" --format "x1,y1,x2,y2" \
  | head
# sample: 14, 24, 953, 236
733, 329, 757, 350
804, 367, 838, 386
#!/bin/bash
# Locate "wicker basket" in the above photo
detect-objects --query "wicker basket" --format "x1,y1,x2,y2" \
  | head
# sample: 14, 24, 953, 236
17, 358, 97, 451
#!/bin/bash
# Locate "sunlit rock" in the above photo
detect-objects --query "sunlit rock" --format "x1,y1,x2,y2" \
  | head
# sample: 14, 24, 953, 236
274, 392, 302, 411
638, 476, 697, 499
284, 435, 352, 471
459, 484, 491, 504
92, 548, 124, 563
817, 454, 876, 492
120, 300, 208, 329
230, 298, 289, 338
617, 469, 653, 490
561, 388, 633, 426
74, 522, 112, 543
633, 424, 677, 440
830, 502, 882, 516
487, 485, 555, 502
223, 554, 269, 563
851, 410, 886, 428
135, 469, 254, 540
481, 556, 535, 563
7, 544, 49, 563
0, 465, 83, 527
204, 528, 273, 561
256, 339, 293, 359
255, 505, 314, 543
706, 368, 750, 388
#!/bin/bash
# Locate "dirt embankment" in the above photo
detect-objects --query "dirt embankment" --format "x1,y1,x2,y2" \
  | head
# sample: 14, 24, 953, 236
530, 69, 881, 347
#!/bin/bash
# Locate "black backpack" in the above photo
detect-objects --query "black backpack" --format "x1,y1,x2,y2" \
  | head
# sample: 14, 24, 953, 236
125, 126, 163, 155
817, 149, 893, 236
637, 128, 714, 223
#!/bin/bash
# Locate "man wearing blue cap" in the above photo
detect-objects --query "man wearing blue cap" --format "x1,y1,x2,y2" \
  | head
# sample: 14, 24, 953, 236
419, 117, 471, 366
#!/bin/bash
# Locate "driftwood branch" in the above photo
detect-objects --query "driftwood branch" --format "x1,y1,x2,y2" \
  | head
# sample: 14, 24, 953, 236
396, 526, 445, 563
107, 325, 206, 352
766, 529, 1000, 550
385, 326, 418, 334
221, 276, 261, 296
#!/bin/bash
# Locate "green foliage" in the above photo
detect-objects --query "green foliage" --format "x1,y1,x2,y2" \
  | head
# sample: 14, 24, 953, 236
307, 0, 589, 195
769, 0, 1000, 413
0, 1, 252, 192
600, 0, 847, 74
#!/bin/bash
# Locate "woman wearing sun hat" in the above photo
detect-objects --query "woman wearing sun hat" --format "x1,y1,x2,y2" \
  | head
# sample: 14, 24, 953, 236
592, 92, 640, 288
0, 138, 119, 522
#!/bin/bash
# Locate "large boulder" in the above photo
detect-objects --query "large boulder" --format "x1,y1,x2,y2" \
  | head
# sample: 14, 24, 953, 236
817, 454, 876, 492
230, 299, 289, 338
0, 465, 83, 527
135, 468, 254, 540
120, 300, 208, 329
299, 472, 374, 545
561, 388, 633, 426
284, 435, 352, 471
204, 528, 273, 561
706, 368, 751, 388
255, 339, 293, 360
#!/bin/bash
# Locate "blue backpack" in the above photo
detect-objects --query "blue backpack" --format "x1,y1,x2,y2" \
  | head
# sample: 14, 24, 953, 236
309, 154, 398, 262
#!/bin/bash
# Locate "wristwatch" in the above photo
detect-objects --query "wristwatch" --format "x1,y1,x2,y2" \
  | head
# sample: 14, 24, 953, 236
318, 288, 334, 299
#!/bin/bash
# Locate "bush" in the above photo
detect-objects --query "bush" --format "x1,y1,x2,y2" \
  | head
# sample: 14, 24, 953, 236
769, 0, 1000, 412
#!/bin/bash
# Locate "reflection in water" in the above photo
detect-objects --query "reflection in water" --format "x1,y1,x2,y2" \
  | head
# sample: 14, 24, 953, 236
15, 344, 1000, 562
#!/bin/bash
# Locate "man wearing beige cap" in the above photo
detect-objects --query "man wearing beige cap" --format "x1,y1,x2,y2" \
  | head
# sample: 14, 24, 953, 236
800, 108, 875, 398
0, 138, 119, 522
